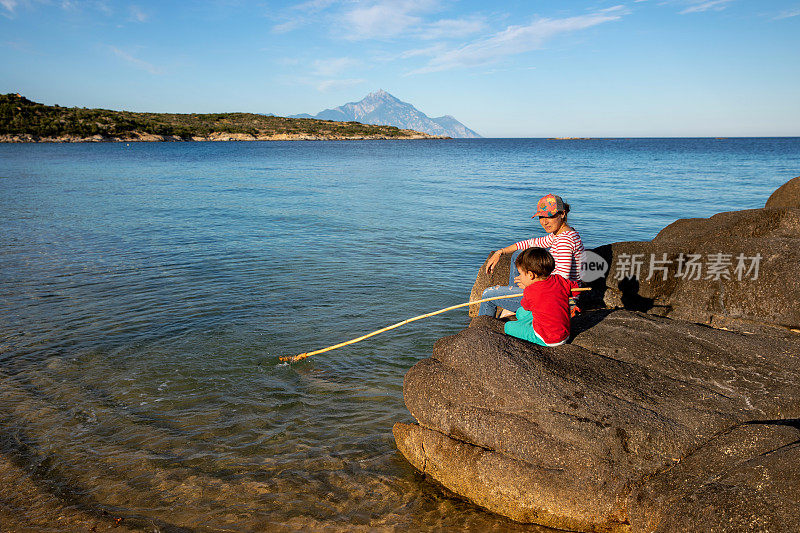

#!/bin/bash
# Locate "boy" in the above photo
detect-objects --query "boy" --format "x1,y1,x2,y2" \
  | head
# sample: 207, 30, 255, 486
504, 247, 578, 346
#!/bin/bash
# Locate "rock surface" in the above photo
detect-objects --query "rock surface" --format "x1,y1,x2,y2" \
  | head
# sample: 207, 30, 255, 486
596, 206, 800, 330
397, 177, 800, 531
765, 175, 800, 209
395, 311, 800, 531
468, 252, 514, 317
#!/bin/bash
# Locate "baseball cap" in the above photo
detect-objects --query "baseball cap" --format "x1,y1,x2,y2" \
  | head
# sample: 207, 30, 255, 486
533, 194, 566, 218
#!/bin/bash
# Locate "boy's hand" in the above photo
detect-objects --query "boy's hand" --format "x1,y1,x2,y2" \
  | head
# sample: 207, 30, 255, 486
514, 275, 525, 288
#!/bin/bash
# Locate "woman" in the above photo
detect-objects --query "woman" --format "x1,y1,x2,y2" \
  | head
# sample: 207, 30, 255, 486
478, 194, 585, 318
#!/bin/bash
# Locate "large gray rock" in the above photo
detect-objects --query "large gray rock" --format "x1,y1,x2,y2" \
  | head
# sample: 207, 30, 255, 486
468, 252, 513, 317
398, 178, 800, 531
597, 206, 800, 330
394, 311, 800, 531
630, 421, 800, 532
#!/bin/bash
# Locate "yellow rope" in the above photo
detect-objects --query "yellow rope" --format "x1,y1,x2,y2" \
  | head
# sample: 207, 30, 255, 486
280, 287, 591, 363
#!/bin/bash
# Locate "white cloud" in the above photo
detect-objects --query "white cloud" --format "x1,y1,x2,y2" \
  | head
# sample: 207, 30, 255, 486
60, 0, 76, 10
109, 46, 163, 75
408, 6, 628, 75
344, 4, 420, 39
129, 5, 148, 23
418, 16, 486, 40
1, 0, 17, 14
272, 19, 302, 33
398, 43, 447, 59
280, 55, 363, 93
274, 0, 481, 42
341, 0, 440, 40
295, 0, 338, 11
3, 0, 116, 16
274, 56, 301, 66
3, 39, 40, 53
774, 7, 800, 20
271, 0, 339, 34
2, 0, 117, 17
311, 56, 360, 76
679, 0, 734, 14
317, 78, 366, 92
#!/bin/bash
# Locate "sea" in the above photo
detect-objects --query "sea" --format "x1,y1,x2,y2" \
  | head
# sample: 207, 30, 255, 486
0, 138, 798, 531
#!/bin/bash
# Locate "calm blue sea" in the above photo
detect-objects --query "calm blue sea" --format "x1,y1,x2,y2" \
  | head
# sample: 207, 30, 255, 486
0, 138, 798, 530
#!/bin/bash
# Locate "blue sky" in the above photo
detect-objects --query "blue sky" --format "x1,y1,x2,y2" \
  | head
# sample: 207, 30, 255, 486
2, 0, 799, 137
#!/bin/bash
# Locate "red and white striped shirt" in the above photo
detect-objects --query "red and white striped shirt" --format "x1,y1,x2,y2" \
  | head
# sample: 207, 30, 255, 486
515, 230, 584, 282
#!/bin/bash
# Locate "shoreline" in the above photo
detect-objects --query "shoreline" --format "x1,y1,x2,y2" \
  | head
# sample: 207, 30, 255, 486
0, 131, 449, 143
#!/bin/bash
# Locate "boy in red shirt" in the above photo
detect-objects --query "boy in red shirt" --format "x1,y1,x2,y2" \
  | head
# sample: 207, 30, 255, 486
504, 247, 578, 346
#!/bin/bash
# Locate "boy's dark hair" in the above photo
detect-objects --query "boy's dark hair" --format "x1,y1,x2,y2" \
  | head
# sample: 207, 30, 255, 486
515, 247, 555, 278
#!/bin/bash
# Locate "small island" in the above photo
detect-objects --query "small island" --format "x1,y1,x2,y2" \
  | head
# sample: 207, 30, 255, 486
0, 93, 446, 143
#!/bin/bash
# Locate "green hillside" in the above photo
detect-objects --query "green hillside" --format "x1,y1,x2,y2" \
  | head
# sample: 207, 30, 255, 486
0, 93, 424, 139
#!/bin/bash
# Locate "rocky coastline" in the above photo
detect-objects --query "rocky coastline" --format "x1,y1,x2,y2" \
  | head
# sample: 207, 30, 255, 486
395, 176, 800, 532
0, 131, 444, 143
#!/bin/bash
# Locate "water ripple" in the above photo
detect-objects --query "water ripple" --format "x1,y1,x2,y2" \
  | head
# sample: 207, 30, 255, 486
0, 138, 797, 530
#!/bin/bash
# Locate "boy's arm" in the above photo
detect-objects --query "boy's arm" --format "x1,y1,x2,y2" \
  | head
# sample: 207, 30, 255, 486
520, 284, 535, 311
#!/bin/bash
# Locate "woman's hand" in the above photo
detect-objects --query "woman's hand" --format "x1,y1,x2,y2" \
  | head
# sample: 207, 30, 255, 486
485, 250, 502, 274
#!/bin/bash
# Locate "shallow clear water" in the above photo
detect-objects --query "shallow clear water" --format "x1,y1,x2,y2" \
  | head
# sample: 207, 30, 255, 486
0, 138, 797, 531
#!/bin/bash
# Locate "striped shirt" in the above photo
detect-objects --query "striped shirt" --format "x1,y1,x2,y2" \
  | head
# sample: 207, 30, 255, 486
515, 229, 585, 282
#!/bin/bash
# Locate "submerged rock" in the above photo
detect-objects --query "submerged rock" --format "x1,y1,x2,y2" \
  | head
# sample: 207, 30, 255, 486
397, 177, 800, 531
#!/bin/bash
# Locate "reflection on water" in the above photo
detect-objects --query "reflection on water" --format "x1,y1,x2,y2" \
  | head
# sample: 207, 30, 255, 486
0, 139, 796, 531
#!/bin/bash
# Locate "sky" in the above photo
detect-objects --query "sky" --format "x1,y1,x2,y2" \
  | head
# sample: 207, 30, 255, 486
1, 0, 799, 137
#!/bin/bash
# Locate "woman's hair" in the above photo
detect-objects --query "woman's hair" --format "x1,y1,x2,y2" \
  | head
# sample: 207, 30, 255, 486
515, 247, 555, 278
561, 202, 570, 221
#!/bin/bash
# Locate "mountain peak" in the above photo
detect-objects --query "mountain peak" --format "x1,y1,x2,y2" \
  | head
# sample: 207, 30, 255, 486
289, 91, 481, 139
364, 89, 399, 103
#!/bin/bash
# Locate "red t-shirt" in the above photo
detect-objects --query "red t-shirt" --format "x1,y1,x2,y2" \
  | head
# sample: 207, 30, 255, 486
520, 275, 579, 344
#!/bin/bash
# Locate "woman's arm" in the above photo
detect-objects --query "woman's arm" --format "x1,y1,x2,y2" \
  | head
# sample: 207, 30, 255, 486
485, 244, 518, 274
514, 233, 554, 251
486, 233, 555, 275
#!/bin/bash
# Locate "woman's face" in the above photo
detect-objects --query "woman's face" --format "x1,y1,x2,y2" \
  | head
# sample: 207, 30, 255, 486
538, 212, 564, 234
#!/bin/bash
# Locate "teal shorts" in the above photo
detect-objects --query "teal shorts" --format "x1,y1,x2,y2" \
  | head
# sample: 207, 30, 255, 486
504, 307, 567, 346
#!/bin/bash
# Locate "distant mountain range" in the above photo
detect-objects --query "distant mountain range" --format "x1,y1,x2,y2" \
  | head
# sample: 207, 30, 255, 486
291, 90, 481, 139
